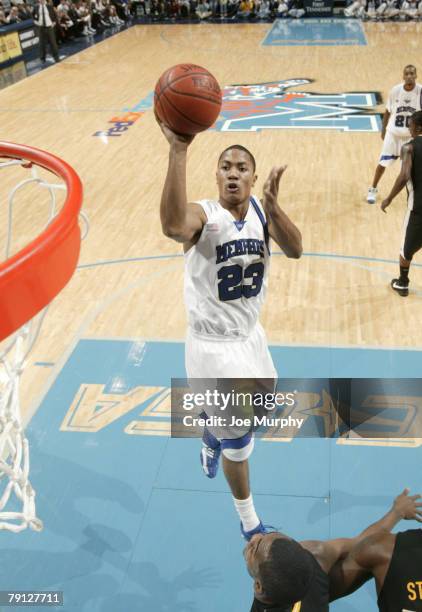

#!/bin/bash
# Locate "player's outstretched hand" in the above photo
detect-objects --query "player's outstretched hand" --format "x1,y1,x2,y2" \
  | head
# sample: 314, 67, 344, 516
263, 165, 287, 212
155, 111, 195, 147
393, 488, 422, 522
381, 197, 391, 213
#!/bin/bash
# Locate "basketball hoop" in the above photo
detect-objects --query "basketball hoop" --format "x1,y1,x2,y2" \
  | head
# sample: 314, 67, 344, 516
0, 141, 84, 532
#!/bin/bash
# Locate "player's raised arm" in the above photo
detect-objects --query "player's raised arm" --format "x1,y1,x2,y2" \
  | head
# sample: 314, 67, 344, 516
326, 488, 422, 600
158, 121, 207, 244
262, 166, 303, 258
381, 142, 413, 212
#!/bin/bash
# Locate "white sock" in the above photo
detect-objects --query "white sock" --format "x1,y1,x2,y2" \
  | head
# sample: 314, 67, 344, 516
233, 494, 260, 532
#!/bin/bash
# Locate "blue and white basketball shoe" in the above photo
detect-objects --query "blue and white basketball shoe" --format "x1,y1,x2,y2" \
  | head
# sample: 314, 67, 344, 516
200, 425, 221, 479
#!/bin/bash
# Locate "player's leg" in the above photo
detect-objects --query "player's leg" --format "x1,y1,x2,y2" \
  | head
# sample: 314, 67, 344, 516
367, 132, 400, 203
391, 254, 412, 296
367, 165, 386, 203
224, 324, 277, 538
220, 435, 266, 538
186, 325, 276, 537
391, 210, 417, 296
185, 330, 223, 478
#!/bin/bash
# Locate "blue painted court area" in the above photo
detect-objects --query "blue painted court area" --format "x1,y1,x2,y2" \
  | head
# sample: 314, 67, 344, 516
262, 18, 367, 46
2, 339, 422, 611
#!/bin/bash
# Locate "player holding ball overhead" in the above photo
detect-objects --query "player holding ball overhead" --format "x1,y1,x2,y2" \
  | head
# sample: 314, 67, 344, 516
156, 63, 302, 540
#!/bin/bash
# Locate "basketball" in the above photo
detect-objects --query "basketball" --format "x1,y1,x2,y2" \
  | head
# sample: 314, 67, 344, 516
154, 63, 222, 135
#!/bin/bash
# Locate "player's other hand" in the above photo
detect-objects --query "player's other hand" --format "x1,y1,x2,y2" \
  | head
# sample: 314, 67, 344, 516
381, 197, 391, 213
393, 488, 422, 522
155, 111, 195, 147
263, 165, 287, 212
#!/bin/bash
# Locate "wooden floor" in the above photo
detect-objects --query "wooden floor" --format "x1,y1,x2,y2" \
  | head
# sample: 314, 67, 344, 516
1, 21, 422, 416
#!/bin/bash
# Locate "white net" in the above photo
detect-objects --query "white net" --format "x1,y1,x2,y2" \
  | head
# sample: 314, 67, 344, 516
0, 155, 87, 532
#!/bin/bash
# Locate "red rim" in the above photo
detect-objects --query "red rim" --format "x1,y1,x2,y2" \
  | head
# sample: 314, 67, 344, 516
0, 141, 83, 342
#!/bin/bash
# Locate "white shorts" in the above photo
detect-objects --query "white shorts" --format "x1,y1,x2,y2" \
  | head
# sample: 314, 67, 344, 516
379, 131, 410, 167
185, 322, 277, 379
185, 322, 277, 440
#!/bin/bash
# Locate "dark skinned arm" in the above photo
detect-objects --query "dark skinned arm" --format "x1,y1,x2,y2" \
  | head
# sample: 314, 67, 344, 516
299, 489, 422, 600
325, 488, 422, 601
381, 142, 413, 212
157, 121, 207, 244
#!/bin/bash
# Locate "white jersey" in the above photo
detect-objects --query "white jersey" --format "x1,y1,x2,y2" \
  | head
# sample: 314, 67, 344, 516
386, 83, 422, 137
184, 196, 270, 339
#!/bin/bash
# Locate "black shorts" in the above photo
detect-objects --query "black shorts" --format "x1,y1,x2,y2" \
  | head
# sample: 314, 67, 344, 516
401, 211, 422, 261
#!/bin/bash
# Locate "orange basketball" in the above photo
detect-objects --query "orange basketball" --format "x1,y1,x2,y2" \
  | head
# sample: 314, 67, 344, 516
154, 64, 222, 135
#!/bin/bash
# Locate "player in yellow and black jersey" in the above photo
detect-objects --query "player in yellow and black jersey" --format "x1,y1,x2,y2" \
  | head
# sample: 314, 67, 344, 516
245, 489, 422, 611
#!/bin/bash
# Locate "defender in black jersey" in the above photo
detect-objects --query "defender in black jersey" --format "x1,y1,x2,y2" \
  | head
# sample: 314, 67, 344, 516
341, 527, 422, 611
381, 111, 422, 296
245, 489, 422, 611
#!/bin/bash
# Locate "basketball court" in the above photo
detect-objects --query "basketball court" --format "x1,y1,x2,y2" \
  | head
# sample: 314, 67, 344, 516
0, 18, 422, 611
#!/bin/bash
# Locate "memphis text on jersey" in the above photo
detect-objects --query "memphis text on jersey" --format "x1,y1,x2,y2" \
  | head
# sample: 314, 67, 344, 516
216, 239, 265, 264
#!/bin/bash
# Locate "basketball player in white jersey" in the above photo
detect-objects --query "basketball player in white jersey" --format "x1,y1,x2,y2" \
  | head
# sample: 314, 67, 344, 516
157, 120, 302, 540
367, 65, 422, 204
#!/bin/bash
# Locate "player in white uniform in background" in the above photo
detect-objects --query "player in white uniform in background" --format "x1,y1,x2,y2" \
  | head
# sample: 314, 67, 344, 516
157, 120, 302, 540
367, 65, 422, 204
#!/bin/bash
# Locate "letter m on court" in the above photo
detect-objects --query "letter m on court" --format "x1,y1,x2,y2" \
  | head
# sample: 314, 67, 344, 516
217, 92, 381, 133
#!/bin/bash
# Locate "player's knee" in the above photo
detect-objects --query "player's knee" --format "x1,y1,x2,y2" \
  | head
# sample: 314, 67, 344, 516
221, 434, 254, 461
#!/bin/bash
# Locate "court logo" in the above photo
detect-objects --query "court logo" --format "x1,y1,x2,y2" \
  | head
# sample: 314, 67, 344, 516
214, 79, 382, 133
93, 92, 153, 140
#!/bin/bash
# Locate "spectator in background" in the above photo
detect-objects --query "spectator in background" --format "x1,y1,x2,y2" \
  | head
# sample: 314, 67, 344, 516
112, 0, 128, 21
6, 6, 21, 21
178, 0, 190, 17
67, 0, 85, 34
107, 2, 124, 22
376, 0, 400, 17
223, 0, 241, 18
56, 6, 74, 40
238, 0, 253, 16
33, 0, 60, 62
55, 0, 67, 13
196, 0, 212, 18
365, 0, 378, 18
277, 0, 289, 16
92, 0, 110, 27
75, 0, 96, 34
257, 0, 270, 18
344, 0, 366, 15
288, 0, 305, 17
165, 0, 177, 17
400, 0, 418, 18
16, 1, 33, 19
0, 8, 7, 22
